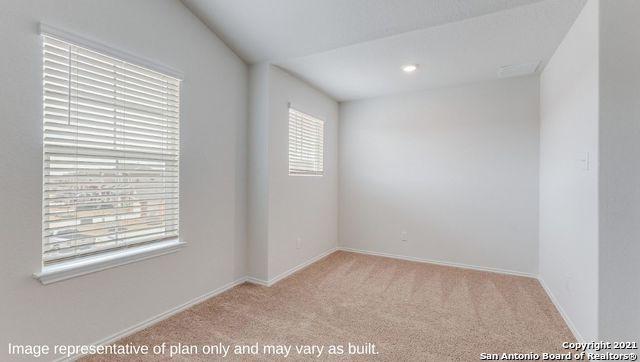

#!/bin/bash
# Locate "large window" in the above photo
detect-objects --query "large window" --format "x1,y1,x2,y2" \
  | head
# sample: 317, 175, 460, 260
42, 34, 181, 269
288, 107, 324, 176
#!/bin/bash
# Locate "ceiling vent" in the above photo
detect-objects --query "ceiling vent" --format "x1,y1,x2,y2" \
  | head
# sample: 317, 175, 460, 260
498, 61, 540, 78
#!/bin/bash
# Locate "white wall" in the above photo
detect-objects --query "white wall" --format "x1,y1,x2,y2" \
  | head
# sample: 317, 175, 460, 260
539, 0, 599, 342
339, 76, 540, 275
0, 1, 248, 360
266, 66, 339, 280
247, 64, 270, 281
248, 65, 338, 282
599, 0, 640, 341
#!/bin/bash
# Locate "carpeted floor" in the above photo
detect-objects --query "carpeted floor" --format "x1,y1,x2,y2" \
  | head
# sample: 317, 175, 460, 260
83, 251, 574, 361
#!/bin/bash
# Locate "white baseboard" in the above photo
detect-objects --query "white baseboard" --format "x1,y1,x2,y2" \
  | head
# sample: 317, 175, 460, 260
246, 247, 338, 287
57, 248, 338, 360
245, 276, 270, 286
537, 276, 584, 343
58, 276, 247, 362
338, 247, 587, 342
338, 247, 536, 278
56, 247, 584, 362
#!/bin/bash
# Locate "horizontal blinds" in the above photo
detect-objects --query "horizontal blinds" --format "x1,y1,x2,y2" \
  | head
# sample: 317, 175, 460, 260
42, 35, 180, 266
288, 107, 324, 176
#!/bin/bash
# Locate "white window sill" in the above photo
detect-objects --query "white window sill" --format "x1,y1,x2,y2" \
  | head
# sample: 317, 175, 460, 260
33, 239, 186, 285
288, 173, 324, 177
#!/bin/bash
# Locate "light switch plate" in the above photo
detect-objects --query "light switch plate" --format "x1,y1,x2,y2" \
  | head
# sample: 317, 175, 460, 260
580, 152, 590, 171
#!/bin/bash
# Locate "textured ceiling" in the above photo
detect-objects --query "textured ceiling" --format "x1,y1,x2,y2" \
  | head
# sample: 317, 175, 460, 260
277, 0, 586, 100
182, 0, 586, 101
181, 0, 548, 63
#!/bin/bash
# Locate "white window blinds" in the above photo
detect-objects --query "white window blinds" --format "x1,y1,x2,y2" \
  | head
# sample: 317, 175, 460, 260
42, 35, 181, 266
288, 107, 324, 176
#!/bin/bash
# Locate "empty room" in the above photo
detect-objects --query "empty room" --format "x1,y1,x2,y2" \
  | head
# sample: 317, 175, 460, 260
1, 0, 638, 360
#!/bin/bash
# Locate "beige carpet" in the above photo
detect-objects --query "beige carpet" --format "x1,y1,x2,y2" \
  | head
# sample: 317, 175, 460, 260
83, 251, 574, 361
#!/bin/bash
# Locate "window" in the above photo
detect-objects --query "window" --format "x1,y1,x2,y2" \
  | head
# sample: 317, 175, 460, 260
41, 33, 181, 271
288, 107, 324, 176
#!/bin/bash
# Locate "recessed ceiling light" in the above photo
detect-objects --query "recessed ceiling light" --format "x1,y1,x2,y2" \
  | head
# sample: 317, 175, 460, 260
402, 64, 418, 73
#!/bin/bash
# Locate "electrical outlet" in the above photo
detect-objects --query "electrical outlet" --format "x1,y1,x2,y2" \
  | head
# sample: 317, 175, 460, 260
401, 231, 408, 242
296, 237, 302, 250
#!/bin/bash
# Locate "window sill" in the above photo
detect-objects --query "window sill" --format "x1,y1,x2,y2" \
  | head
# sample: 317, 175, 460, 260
33, 239, 186, 285
288, 173, 324, 177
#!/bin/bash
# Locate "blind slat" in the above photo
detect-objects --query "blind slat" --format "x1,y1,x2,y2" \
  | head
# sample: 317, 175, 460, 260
288, 108, 324, 176
45, 205, 179, 220
45, 198, 179, 214
43, 231, 179, 262
42, 35, 181, 266
44, 112, 180, 136
45, 214, 180, 237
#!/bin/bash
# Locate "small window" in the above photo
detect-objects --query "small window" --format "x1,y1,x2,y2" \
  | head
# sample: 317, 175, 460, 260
288, 107, 324, 176
42, 35, 181, 267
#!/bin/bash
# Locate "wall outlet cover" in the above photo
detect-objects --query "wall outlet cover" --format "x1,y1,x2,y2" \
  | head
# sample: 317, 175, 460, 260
401, 231, 408, 242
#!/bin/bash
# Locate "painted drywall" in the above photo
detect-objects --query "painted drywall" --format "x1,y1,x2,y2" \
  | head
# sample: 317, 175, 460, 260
247, 64, 338, 282
0, 1, 247, 360
599, 0, 640, 341
339, 76, 540, 275
277, 0, 585, 101
183, 0, 549, 63
538, 0, 599, 342
247, 64, 270, 281
266, 65, 339, 280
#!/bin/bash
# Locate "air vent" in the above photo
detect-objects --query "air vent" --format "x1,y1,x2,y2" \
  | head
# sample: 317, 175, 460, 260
498, 61, 540, 78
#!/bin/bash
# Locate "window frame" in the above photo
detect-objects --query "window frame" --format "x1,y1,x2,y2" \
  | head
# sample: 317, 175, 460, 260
34, 24, 185, 284
287, 105, 325, 177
